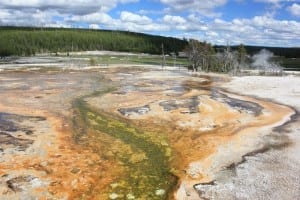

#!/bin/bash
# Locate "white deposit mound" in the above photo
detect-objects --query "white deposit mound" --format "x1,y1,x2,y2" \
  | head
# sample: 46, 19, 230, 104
196, 75, 300, 200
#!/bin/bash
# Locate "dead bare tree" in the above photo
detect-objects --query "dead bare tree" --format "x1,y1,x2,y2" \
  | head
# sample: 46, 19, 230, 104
185, 39, 200, 71
185, 39, 214, 72
185, 39, 245, 74
161, 43, 165, 69
218, 45, 239, 74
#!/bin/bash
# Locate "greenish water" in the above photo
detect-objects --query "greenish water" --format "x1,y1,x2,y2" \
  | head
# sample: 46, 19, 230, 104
72, 89, 177, 199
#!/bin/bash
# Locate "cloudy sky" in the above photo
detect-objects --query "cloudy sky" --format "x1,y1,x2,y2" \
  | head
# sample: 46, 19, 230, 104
0, 0, 300, 47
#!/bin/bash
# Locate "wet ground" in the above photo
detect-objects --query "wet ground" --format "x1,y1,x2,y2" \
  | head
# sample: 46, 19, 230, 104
0, 66, 295, 199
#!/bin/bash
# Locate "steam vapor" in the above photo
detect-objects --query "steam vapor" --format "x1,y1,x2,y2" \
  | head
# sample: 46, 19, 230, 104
251, 49, 282, 73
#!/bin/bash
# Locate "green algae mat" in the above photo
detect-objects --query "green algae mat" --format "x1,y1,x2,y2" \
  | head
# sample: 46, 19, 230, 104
72, 89, 177, 199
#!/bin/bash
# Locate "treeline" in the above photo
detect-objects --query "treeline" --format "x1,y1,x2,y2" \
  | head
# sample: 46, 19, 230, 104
0, 26, 188, 56
187, 39, 300, 73
216, 45, 300, 58
1, 26, 298, 60
186, 40, 247, 73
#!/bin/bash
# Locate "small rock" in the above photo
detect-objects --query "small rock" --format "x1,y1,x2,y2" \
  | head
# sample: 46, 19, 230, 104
70, 167, 81, 174
50, 181, 61, 186
126, 193, 135, 199
71, 179, 78, 187
6, 175, 37, 192
40, 161, 48, 167
129, 153, 147, 164
109, 193, 119, 199
110, 183, 119, 189
155, 189, 165, 196
30, 177, 42, 188
105, 151, 114, 157
25, 130, 33, 135
87, 160, 95, 165
165, 148, 172, 157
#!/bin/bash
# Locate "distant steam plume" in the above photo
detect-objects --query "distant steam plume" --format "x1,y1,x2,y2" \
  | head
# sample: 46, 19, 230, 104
251, 49, 283, 74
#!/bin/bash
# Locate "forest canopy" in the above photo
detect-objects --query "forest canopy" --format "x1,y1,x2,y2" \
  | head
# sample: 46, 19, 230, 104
0, 27, 188, 56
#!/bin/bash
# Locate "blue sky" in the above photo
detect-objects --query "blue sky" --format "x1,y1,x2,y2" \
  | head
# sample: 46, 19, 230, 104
0, 0, 300, 47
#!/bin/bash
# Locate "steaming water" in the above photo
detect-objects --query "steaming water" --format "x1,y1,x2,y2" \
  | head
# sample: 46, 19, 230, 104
251, 49, 282, 73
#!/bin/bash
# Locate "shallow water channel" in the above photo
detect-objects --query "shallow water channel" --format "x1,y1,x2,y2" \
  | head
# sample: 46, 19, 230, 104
72, 93, 176, 199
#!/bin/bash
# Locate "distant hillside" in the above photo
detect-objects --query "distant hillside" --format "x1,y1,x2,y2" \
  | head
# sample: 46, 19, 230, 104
216, 45, 300, 58
0, 26, 188, 56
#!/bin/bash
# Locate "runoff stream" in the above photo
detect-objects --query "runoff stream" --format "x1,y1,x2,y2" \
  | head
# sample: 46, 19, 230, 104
69, 68, 294, 199
72, 90, 176, 199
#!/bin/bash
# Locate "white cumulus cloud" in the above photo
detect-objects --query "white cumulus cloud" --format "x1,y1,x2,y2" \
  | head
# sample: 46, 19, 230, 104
160, 0, 227, 17
69, 12, 113, 24
163, 15, 186, 24
0, 0, 138, 14
288, 3, 300, 16
120, 11, 152, 25
89, 24, 100, 29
